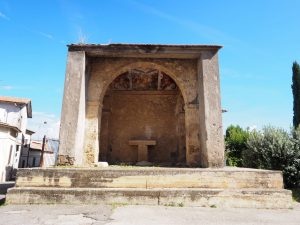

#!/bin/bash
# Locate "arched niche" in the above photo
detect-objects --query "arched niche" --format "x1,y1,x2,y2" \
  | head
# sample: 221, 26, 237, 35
98, 68, 186, 165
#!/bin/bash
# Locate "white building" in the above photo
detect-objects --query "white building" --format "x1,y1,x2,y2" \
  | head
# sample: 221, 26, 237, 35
0, 96, 32, 182
19, 140, 56, 168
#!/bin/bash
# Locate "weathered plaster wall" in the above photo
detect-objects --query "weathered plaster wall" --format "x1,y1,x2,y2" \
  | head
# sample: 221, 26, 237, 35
0, 127, 18, 182
0, 102, 27, 133
99, 91, 185, 164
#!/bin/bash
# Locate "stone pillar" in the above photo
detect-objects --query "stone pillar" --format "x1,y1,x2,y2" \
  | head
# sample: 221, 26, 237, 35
197, 51, 224, 167
58, 51, 86, 166
99, 110, 110, 161
185, 105, 202, 167
177, 111, 186, 163
83, 101, 101, 165
99, 94, 112, 161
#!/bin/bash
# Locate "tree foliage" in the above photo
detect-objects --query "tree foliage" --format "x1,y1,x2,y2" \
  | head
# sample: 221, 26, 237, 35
225, 125, 249, 167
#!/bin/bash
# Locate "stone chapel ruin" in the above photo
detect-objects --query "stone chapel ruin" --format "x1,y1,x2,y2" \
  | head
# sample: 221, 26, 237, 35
6, 44, 292, 208
58, 44, 224, 167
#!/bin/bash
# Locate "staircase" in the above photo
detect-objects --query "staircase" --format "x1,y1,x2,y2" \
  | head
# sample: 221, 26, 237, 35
6, 167, 293, 208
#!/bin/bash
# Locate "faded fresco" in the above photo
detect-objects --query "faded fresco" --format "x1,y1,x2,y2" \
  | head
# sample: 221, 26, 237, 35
111, 69, 177, 91
111, 72, 131, 90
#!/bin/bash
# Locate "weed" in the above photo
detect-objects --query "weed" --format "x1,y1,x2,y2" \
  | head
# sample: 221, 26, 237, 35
164, 202, 176, 207
177, 202, 184, 207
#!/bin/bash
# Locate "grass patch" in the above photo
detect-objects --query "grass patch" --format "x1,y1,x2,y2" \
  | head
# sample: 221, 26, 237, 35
53, 165, 161, 170
164, 202, 184, 207
110, 202, 129, 209
164, 202, 176, 207
210, 204, 217, 208
52, 165, 89, 168
291, 188, 300, 202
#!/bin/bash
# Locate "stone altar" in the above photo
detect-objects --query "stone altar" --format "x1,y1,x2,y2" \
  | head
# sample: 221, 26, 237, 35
129, 140, 156, 163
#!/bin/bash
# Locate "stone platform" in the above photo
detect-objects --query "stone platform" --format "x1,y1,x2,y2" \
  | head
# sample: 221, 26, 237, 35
6, 167, 293, 208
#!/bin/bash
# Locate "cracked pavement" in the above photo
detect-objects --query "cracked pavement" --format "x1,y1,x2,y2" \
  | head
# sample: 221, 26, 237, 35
0, 203, 300, 225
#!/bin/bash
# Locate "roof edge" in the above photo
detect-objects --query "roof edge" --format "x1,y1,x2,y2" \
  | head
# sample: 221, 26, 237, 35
67, 43, 222, 52
0, 122, 21, 133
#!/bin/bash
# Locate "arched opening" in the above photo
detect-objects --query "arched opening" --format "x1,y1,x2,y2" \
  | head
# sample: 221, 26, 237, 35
99, 68, 186, 166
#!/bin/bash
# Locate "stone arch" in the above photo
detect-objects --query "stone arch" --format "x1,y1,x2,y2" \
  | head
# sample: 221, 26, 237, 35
84, 59, 200, 166
98, 64, 186, 165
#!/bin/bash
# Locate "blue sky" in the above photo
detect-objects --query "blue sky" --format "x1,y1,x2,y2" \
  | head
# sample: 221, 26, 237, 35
0, 0, 300, 139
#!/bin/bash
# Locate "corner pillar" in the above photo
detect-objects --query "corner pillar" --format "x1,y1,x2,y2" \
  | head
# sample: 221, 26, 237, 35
58, 51, 87, 166
198, 51, 224, 167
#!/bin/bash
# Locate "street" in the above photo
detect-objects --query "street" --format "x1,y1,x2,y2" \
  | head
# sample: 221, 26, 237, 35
0, 203, 299, 225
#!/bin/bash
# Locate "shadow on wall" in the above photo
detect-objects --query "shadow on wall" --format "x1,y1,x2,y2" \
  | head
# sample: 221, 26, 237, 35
4, 166, 17, 182
5, 166, 13, 181
0, 181, 15, 195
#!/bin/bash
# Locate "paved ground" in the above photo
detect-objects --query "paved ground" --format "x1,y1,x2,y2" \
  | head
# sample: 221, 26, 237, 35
0, 203, 300, 225
0, 205, 112, 225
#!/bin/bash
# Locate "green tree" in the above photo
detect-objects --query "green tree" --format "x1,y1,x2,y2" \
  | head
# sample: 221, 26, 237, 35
292, 61, 300, 128
225, 125, 249, 167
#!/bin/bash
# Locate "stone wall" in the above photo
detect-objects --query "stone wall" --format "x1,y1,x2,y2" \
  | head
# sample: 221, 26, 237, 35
99, 90, 185, 164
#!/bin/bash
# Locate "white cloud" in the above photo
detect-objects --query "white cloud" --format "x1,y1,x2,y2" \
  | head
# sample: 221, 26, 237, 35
38, 31, 53, 40
28, 111, 60, 140
127, 0, 239, 44
0, 85, 13, 90
0, 11, 10, 20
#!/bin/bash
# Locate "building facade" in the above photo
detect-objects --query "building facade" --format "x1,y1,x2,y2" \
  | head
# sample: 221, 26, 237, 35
0, 96, 32, 182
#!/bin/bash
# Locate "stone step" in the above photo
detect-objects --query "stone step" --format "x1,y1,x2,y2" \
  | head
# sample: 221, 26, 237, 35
15, 167, 284, 189
6, 187, 293, 209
